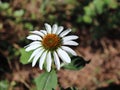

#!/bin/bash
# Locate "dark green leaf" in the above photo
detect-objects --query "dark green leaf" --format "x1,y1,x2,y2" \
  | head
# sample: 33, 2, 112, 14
63, 56, 90, 70
35, 70, 57, 90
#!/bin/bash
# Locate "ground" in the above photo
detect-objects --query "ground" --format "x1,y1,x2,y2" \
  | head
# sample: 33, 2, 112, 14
1, 29, 120, 90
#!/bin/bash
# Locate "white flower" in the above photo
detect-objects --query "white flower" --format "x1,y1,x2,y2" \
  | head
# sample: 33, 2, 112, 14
25, 23, 79, 72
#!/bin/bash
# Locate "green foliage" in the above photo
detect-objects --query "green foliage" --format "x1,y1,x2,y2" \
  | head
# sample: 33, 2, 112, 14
0, 80, 9, 90
13, 9, 24, 17
106, 0, 118, 9
63, 56, 90, 70
82, 0, 118, 23
0, 0, 119, 39
0, 2, 9, 10
24, 23, 34, 31
35, 70, 57, 90
84, 3, 95, 16
20, 48, 32, 64
39, 0, 49, 15
83, 15, 92, 23
64, 0, 78, 5
93, 0, 106, 14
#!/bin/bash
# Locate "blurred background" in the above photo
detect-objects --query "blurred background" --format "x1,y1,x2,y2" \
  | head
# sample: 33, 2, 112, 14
0, 0, 120, 90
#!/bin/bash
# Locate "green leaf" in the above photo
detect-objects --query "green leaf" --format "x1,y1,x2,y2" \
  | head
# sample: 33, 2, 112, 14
107, 0, 118, 9
0, 80, 9, 90
63, 56, 90, 70
84, 3, 95, 16
6, 8, 12, 16
35, 70, 57, 90
83, 15, 92, 24
93, 0, 105, 14
0, 3, 9, 10
65, 0, 78, 5
20, 48, 32, 64
24, 23, 33, 31
13, 9, 24, 17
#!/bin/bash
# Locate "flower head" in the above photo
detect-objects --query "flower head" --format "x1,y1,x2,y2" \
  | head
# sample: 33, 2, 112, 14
25, 23, 79, 72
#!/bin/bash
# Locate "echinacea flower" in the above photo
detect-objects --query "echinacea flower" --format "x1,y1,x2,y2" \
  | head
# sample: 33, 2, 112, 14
25, 23, 79, 72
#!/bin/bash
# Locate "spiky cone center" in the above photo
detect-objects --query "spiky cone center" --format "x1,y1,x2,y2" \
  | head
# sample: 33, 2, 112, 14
42, 34, 61, 50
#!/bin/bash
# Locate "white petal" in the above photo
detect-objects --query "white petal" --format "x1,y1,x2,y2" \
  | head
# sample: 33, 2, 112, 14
56, 26, 64, 35
27, 35, 42, 41
39, 51, 47, 70
32, 52, 41, 67
25, 41, 41, 48
63, 35, 79, 42
30, 31, 45, 37
61, 46, 77, 56
45, 23, 51, 33
29, 41, 41, 45
40, 30, 47, 35
63, 41, 78, 46
52, 24, 58, 34
28, 48, 44, 62
53, 51, 60, 70
57, 48, 71, 63
59, 29, 71, 37
25, 44, 40, 52
46, 51, 52, 72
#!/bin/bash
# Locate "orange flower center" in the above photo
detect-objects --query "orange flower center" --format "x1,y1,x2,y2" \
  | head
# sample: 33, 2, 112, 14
42, 34, 61, 50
